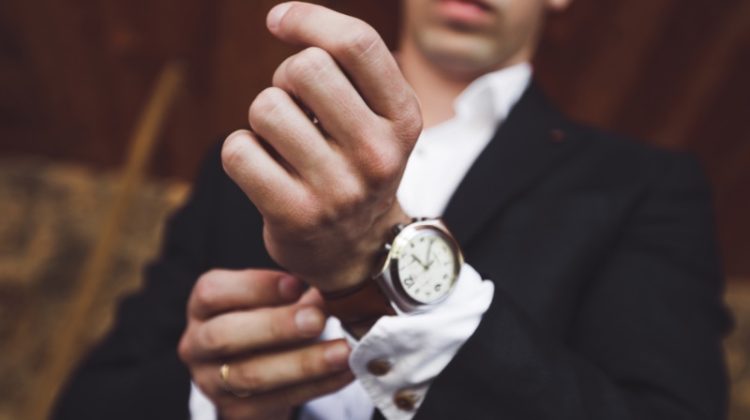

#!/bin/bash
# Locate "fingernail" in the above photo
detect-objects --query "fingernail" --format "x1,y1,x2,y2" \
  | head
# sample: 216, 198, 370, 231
324, 342, 351, 370
267, 2, 293, 31
295, 306, 323, 335
278, 275, 301, 300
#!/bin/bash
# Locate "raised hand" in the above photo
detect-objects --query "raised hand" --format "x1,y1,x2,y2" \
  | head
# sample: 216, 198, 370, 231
221, 2, 421, 293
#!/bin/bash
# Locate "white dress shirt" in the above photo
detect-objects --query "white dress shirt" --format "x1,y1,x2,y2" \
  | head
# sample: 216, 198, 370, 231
190, 62, 532, 420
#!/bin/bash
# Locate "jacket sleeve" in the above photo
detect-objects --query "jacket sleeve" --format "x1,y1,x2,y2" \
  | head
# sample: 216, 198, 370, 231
52, 145, 225, 420
416, 154, 730, 420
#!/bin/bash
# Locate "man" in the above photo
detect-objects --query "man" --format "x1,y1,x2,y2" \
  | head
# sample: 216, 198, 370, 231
54, 1, 730, 419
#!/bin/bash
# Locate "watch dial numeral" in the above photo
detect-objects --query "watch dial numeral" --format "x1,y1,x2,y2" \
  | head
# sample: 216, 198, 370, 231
404, 277, 414, 288
434, 284, 442, 292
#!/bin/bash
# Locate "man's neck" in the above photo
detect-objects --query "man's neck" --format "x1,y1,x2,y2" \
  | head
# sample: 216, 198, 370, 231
398, 40, 473, 129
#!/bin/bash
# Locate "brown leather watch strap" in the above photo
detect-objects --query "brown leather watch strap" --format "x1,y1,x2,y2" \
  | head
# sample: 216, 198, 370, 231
322, 277, 396, 339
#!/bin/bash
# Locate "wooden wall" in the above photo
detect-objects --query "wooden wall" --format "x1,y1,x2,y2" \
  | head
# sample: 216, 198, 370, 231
1, 0, 748, 276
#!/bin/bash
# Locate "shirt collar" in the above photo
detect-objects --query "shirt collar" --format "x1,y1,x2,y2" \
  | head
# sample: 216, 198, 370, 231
453, 62, 533, 124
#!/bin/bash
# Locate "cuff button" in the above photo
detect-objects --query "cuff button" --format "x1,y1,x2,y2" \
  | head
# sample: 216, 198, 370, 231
366, 358, 392, 376
393, 390, 418, 411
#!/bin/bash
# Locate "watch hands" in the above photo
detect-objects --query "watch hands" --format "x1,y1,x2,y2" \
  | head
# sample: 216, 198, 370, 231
427, 251, 445, 268
411, 254, 428, 270
425, 239, 434, 270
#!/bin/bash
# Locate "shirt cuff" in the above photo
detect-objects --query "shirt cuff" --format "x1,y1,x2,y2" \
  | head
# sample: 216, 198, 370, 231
189, 381, 217, 420
348, 263, 494, 420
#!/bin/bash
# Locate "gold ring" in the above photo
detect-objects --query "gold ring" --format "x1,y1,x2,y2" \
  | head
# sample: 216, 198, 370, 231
219, 363, 251, 398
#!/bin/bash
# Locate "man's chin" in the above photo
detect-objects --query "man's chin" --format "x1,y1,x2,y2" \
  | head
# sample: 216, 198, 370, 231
417, 31, 505, 79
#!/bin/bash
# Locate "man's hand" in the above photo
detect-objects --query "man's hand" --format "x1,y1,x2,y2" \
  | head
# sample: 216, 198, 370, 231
178, 269, 353, 420
221, 2, 421, 292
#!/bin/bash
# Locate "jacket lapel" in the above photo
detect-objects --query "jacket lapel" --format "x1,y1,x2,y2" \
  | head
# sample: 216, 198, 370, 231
442, 83, 585, 248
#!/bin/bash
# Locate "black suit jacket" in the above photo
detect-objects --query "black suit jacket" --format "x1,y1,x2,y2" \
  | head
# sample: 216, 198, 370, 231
54, 84, 730, 419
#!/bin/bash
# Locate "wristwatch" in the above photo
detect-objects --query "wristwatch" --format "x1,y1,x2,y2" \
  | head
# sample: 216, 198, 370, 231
323, 218, 463, 338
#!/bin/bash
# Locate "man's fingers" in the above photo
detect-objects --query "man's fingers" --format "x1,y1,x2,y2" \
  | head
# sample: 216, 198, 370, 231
219, 370, 355, 420
248, 86, 336, 180
271, 48, 382, 149
188, 269, 303, 320
298, 287, 324, 307
187, 303, 326, 360
266, 2, 420, 131
221, 129, 306, 218
196, 339, 350, 398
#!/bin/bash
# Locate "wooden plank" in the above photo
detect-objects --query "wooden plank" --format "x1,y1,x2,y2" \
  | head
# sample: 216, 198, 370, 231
565, 0, 676, 127
23, 63, 185, 420
654, 0, 750, 148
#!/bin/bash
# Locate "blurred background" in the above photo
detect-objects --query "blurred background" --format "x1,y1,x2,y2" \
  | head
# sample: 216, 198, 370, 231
0, 0, 748, 418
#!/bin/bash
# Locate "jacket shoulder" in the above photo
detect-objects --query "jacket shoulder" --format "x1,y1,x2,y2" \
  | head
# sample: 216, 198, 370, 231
563, 119, 708, 188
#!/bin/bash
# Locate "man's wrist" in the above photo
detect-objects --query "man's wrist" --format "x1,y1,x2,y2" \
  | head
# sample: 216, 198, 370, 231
309, 204, 411, 293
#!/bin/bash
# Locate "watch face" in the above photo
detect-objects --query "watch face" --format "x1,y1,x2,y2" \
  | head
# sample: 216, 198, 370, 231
395, 230, 459, 304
